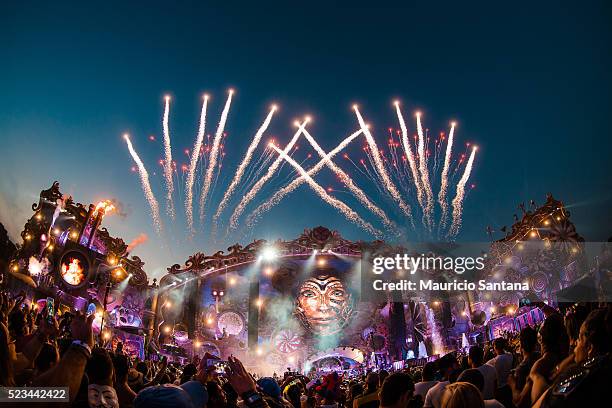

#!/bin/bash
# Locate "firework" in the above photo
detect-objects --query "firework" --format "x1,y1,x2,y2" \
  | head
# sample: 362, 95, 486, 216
162, 96, 175, 219
353, 106, 414, 224
437, 121, 456, 232
247, 128, 395, 228
199, 89, 234, 223
185, 94, 209, 234
395, 102, 426, 216
228, 119, 309, 231
213, 105, 277, 232
416, 112, 434, 230
123, 134, 163, 235
448, 146, 478, 238
269, 144, 382, 237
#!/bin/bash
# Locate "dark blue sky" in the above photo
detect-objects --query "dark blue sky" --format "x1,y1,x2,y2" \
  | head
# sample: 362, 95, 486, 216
2, 1, 611, 278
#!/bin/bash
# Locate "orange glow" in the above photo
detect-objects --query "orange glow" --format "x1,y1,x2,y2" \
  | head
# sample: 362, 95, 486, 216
61, 257, 86, 285
94, 200, 116, 217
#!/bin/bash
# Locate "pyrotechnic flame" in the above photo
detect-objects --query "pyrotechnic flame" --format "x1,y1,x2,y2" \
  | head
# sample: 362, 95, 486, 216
162, 96, 175, 219
94, 200, 116, 217
395, 102, 426, 218
228, 119, 309, 231
437, 121, 456, 232
448, 146, 477, 238
213, 105, 277, 232
199, 90, 233, 223
353, 106, 414, 224
270, 144, 382, 237
124, 134, 163, 235
185, 94, 209, 234
416, 112, 435, 231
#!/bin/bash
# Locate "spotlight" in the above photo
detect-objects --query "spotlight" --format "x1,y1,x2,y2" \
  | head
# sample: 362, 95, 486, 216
288, 356, 295, 363
53, 228, 60, 236
206, 318, 214, 325
490, 306, 496, 313
264, 267, 274, 276
316, 258, 327, 267
165, 301, 172, 307
260, 246, 278, 261
194, 341, 201, 348
103, 331, 111, 340
163, 326, 171, 334
229, 277, 237, 286
70, 231, 78, 239
255, 298, 263, 307
256, 348, 263, 356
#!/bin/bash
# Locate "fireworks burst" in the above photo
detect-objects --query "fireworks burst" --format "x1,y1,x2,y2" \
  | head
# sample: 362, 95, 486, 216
213, 105, 277, 234
123, 91, 479, 243
123, 134, 163, 235
228, 119, 309, 231
199, 90, 234, 223
185, 94, 209, 234
162, 96, 175, 219
269, 143, 382, 237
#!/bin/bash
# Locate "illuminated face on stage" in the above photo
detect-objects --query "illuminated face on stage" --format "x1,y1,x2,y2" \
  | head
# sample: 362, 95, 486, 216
295, 274, 353, 336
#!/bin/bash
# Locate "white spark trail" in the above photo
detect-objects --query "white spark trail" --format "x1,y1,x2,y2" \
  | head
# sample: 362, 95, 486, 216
199, 90, 234, 223
124, 134, 163, 235
213, 105, 276, 231
185, 95, 209, 234
228, 119, 309, 231
437, 122, 456, 232
448, 146, 477, 238
270, 144, 381, 237
353, 106, 414, 224
416, 112, 435, 230
395, 102, 426, 216
162, 96, 175, 219
301, 128, 394, 229
247, 129, 392, 229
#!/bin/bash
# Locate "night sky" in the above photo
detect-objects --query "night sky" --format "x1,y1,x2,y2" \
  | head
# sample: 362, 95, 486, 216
2, 1, 611, 278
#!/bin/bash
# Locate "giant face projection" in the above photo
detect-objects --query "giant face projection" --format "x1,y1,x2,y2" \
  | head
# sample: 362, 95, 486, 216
295, 274, 353, 336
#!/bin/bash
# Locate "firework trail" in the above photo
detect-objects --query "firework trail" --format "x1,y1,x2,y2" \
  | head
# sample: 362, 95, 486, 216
416, 112, 435, 231
162, 96, 175, 219
448, 146, 477, 238
395, 102, 426, 217
199, 90, 234, 223
269, 144, 381, 237
353, 106, 414, 225
247, 129, 393, 230
437, 122, 456, 233
228, 119, 309, 231
184, 95, 209, 234
124, 134, 163, 235
213, 105, 277, 232
301, 128, 394, 229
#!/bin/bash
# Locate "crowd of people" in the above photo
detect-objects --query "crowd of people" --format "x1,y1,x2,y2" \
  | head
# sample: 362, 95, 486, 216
1, 290, 610, 408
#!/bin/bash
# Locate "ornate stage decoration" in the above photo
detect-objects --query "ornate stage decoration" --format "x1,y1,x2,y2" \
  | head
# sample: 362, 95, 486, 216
6, 182, 152, 340
479, 193, 585, 307
273, 328, 303, 354
167, 226, 363, 276
217, 311, 246, 336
